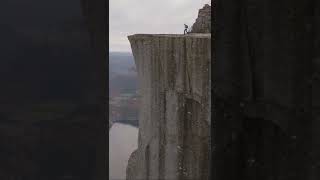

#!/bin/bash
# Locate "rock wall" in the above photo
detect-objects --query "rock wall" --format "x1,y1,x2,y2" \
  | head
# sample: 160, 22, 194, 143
127, 34, 211, 180
191, 4, 211, 33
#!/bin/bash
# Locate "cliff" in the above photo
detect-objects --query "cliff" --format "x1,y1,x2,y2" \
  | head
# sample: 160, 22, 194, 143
127, 33, 211, 180
191, 4, 211, 33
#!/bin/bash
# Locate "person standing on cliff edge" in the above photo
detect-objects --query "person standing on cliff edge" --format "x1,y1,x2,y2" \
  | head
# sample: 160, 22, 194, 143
184, 24, 188, 34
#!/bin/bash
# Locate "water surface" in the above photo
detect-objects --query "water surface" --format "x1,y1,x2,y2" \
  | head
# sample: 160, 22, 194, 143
109, 123, 138, 180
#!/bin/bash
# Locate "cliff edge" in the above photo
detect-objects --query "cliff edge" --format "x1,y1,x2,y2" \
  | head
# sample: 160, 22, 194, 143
126, 33, 211, 180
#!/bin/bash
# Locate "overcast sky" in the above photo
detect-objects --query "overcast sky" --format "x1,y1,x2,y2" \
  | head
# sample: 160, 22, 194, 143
109, 0, 211, 52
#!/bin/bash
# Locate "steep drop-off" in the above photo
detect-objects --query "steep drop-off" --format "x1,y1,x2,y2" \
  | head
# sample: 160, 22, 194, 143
127, 34, 211, 180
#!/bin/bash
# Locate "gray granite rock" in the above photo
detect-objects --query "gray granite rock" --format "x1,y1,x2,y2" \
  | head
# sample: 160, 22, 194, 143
127, 33, 211, 180
191, 4, 211, 33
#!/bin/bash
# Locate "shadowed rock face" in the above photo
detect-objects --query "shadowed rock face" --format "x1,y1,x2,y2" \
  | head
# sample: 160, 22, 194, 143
127, 34, 211, 180
191, 4, 211, 33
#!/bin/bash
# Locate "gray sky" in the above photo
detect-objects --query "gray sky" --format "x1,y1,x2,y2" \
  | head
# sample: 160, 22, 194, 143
109, 0, 211, 52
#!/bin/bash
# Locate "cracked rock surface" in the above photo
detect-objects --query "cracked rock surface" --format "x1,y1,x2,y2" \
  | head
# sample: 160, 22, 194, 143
191, 4, 211, 33
127, 33, 211, 180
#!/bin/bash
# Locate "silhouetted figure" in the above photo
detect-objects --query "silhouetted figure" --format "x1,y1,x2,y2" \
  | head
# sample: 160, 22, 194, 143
184, 24, 188, 35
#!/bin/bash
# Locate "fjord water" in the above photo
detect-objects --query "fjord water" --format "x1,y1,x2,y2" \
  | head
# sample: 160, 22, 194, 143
109, 123, 138, 180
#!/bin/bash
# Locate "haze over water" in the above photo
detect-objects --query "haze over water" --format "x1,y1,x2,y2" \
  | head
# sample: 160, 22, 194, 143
109, 123, 138, 180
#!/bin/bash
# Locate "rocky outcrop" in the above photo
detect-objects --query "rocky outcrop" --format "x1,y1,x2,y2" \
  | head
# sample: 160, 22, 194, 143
127, 33, 211, 180
191, 4, 211, 33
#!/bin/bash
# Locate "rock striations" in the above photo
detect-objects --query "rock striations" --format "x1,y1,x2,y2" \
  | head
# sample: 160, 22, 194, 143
127, 33, 211, 180
191, 4, 211, 33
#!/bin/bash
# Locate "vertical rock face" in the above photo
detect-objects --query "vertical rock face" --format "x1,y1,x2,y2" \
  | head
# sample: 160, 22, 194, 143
191, 4, 211, 33
127, 34, 211, 180
109, 118, 113, 130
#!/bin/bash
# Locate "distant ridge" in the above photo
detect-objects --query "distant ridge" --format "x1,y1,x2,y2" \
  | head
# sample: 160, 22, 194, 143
109, 51, 132, 56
